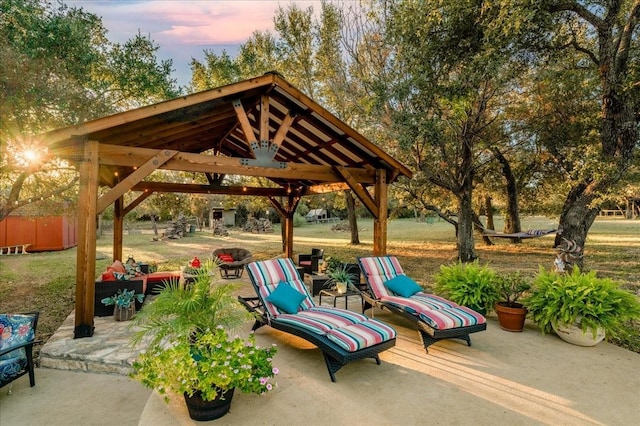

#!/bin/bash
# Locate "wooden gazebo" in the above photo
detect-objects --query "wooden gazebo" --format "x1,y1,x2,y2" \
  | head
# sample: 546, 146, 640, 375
42, 72, 412, 338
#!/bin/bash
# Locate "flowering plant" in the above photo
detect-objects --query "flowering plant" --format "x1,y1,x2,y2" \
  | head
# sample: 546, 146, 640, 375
131, 326, 278, 402
130, 260, 278, 403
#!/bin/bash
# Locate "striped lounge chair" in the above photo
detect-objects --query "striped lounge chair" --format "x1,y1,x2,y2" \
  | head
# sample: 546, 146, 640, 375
240, 258, 396, 382
358, 256, 486, 352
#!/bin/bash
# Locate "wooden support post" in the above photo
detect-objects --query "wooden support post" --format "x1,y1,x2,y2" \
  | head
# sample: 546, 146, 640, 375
268, 195, 298, 259
284, 212, 294, 259
113, 197, 124, 262
373, 169, 388, 255
74, 140, 99, 338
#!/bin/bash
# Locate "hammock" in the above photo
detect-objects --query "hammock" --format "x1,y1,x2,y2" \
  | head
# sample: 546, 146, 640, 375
482, 229, 557, 239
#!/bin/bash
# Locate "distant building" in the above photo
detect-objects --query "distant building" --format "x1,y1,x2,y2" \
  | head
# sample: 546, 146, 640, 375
305, 209, 328, 223
0, 215, 77, 252
210, 207, 236, 227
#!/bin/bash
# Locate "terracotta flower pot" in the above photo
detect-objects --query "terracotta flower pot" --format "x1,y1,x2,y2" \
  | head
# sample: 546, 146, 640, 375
495, 302, 527, 332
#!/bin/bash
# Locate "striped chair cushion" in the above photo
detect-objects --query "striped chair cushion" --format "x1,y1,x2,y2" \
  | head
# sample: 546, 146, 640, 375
247, 258, 307, 287
326, 320, 397, 352
381, 295, 486, 329
248, 258, 315, 317
411, 293, 459, 309
358, 256, 404, 298
274, 307, 369, 335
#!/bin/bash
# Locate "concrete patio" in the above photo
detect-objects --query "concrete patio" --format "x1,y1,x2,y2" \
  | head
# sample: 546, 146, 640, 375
1, 276, 638, 425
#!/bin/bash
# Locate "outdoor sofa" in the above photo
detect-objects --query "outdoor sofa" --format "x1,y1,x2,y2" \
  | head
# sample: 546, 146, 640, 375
94, 260, 181, 316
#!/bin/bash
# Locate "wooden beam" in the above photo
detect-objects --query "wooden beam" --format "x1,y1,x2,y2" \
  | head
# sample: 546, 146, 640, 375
75, 139, 99, 338
272, 111, 296, 148
306, 182, 350, 194
260, 94, 269, 142
334, 166, 379, 218
123, 191, 154, 215
113, 197, 124, 262
131, 181, 289, 197
232, 99, 258, 146
268, 197, 287, 217
97, 149, 178, 213
99, 144, 377, 183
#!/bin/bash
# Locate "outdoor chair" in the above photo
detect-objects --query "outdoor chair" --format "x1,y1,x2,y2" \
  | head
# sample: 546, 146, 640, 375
358, 256, 486, 352
0, 312, 41, 394
213, 248, 253, 278
239, 258, 396, 382
298, 248, 324, 275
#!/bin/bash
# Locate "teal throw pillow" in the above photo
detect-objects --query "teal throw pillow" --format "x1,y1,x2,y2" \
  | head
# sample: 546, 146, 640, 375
266, 281, 306, 314
384, 275, 422, 297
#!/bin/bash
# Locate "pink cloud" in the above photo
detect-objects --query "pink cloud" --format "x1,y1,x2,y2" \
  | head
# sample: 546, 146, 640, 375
75, 1, 321, 45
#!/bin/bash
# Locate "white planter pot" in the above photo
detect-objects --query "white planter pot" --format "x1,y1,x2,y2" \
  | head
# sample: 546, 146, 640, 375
552, 322, 605, 347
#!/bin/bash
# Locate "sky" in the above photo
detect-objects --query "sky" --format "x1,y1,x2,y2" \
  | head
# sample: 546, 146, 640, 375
70, 1, 325, 87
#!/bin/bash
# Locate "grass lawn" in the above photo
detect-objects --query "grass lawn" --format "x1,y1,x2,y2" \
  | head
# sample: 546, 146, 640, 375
1, 216, 639, 354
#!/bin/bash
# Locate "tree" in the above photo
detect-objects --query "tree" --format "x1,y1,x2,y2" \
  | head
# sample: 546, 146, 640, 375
0, 0, 179, 221
384, 0, 526, 261
540, 1, 640, 261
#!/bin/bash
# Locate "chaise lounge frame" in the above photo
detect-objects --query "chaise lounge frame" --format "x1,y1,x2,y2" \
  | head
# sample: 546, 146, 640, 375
358, 256, 486, 353
239, 258, 396, 382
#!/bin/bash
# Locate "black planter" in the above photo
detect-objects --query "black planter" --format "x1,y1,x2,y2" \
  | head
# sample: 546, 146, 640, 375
184, 388, 235, 421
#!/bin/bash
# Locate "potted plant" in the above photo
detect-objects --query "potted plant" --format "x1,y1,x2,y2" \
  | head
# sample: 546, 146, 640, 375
433, 261, 500, 315
326, 263, 357, 294
524, 266, 640, 346
494, 272, 531, 332
130, 260, 278, 421
101, 288, 144, 321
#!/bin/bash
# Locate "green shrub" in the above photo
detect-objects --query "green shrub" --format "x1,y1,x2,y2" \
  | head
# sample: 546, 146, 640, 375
524, 267, 640, 338
293, 213, 307, 227
433, 261, 500, 314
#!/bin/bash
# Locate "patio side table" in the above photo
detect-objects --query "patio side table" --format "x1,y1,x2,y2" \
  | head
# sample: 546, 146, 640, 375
318, 289, 364, 313
310, 274, 331, 296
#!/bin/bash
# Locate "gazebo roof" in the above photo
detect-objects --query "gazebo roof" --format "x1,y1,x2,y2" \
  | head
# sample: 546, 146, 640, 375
44, 73, 411, 337
45, 72, 412, 194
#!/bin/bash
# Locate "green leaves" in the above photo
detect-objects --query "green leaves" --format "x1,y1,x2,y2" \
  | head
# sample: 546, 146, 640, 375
525, 266, 640, 337
434, 260, 501, 313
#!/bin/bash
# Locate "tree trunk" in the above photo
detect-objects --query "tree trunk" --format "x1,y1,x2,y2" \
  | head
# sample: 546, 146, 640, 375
472, 210, 493, 246
151, 214, 158, 236
492, 147, 522, 243
345, 190, 360, 245
484, 195, 494, 230
554, 185, 600, 269
458, 190, 477, 262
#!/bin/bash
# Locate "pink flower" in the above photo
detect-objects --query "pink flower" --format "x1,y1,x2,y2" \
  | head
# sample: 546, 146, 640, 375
272, 367, 279, 375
